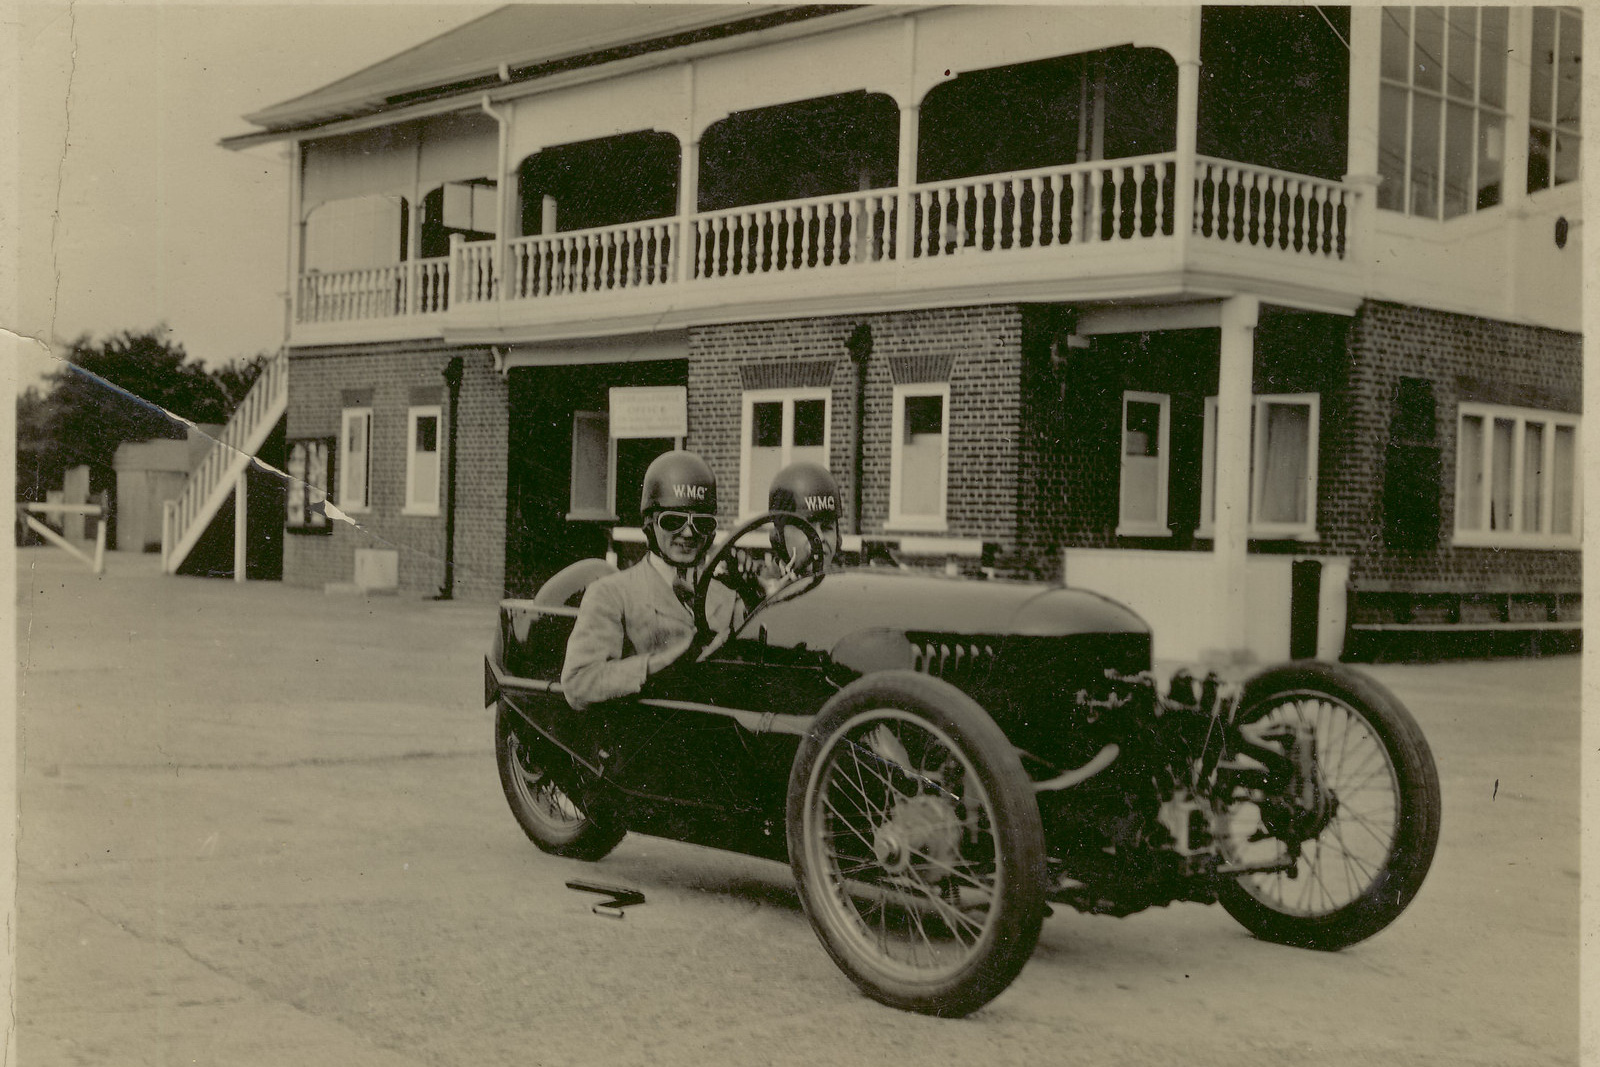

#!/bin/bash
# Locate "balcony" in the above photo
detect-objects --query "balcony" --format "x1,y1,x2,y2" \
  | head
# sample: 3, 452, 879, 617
290, 154, 1364, 346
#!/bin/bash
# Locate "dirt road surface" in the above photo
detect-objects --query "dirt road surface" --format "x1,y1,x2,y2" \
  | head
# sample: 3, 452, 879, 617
14, 549, 1580, 1065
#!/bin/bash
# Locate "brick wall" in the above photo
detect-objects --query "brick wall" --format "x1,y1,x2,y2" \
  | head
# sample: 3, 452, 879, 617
687, 306, 1024, 547
1332, 300, 1581, 599
284, 342, 506, 599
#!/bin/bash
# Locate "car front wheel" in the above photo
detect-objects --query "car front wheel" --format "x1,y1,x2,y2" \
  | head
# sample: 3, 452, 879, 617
786, 671, 1047, 1017
495, 703, 625, 862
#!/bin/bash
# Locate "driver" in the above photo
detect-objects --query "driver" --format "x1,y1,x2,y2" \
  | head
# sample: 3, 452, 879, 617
560, 450, 742, 711
763, 461, 843, 590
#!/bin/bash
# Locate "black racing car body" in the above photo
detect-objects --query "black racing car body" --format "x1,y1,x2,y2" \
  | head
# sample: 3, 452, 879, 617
483, 534, 1440, 1018
487, 568, 1152, 860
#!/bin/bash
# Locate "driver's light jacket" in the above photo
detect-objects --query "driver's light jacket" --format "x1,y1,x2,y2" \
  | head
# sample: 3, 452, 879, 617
559, 559, 742, 710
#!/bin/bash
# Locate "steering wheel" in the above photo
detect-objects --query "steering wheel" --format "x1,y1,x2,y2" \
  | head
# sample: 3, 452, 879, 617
693, 511, 827, 639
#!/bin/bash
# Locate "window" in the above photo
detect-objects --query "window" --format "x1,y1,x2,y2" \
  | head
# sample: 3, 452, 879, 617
567, 411, 617, 521
1200, 394, 1321, 539
1378, 7, 1509, 219
338, 407, 372, 511
1528, 7, 1582, 193
889, 383, 949, 530
739, 388, 830, 516
286, 438, 334, 534
403, 406, 442, 515
1118, 392, 1171, 536
1455, 404, 1580, 547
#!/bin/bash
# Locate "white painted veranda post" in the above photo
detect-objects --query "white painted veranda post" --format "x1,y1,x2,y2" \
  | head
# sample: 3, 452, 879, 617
1344, 7, 1383, 272
895, 17, 918, 264
1173, 11, 1202, 256
449, 233, 464, 305
677, 61, 699, 286
896, 103, 918, 263
234, 470, 248, 582
1213, 295, 1259, 662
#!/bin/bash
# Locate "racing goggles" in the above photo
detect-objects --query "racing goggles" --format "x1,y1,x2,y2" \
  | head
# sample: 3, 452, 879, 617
655, 511, 717, 537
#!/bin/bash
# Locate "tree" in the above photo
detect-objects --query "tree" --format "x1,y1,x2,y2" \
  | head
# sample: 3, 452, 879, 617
16, 328, 266, 499
210, 351, 273, 409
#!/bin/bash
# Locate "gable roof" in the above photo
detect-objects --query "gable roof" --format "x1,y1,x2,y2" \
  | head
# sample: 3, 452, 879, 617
243, 4, 835, 132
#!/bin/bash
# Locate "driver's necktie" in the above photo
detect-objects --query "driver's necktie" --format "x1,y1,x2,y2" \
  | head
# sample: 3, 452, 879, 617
671, 569, 696, 614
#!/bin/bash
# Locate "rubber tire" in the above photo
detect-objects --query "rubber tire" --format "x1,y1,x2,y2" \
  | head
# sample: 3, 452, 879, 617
1216, 661, 1441, 951
786, 671, 1047, 1017
495, 703, 626, 862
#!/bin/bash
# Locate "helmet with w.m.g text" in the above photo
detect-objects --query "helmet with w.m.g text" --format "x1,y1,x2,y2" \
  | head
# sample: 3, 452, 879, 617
640, 450, 718, 516
767, 461, 839, 523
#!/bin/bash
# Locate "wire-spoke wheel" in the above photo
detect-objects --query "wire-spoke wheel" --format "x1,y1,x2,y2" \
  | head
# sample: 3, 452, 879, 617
495, 703, 625, 861
1216, 662, 1440, 951
788, 672, 1045, 1017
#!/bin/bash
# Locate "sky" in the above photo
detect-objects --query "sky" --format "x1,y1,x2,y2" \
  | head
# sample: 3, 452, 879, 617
8, 2, 497, 388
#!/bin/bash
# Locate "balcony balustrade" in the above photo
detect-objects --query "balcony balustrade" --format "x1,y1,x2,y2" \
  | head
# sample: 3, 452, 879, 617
691, 190, 898, 279
296, 255, 450, 324
291, 155, 1361, 332
507, 220, 677, 299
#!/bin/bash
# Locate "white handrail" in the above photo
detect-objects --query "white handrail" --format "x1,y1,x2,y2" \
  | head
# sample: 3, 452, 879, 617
163, 350, 289, 572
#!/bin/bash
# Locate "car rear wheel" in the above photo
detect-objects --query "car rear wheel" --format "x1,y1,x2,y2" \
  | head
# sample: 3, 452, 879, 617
495, 704, 625, 862
787, 672, 1046, 1017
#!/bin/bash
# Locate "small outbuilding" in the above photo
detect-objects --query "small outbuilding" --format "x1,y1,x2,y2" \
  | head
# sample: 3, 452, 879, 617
113, 427, 221, 553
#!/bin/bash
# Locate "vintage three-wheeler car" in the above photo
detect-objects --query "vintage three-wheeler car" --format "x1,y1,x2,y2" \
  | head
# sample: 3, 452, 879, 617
483, 514, 1441, 1017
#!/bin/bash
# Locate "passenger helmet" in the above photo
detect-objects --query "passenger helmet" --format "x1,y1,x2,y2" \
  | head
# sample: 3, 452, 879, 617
640, 450, 718, 516
768, 461, 841, 567
767, 461, 839, 522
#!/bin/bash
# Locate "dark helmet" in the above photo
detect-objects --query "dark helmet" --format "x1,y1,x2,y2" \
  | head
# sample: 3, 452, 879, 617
640, 450, 718, 516
768, 462, 841, 567
767, 462, 840, 521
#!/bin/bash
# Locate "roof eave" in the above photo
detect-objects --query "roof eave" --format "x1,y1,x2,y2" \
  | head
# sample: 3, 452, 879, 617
220, 5, 912, 152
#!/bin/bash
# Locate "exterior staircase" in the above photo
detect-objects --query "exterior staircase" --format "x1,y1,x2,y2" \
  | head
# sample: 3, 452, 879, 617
161, 350, 288, 574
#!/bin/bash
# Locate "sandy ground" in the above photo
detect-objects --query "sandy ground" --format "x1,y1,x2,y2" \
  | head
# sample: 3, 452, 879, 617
13, 547, 1582, 1066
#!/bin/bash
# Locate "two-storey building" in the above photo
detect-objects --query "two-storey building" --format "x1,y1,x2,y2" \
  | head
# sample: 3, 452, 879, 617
218, 4, 1582, 662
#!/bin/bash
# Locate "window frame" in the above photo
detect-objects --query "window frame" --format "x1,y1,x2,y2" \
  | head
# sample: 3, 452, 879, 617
1116, 391, 1172, 538
1527, 6, 1582, 194
1453, 402, 1581, 548
888, 381, 951, 533
566, 410, 619, 522
1199, 393, 1321, 541
402, 404, 443, 517
338, 406, 373, 513
738, 386, 833, 519
1377, 6, 1511, 220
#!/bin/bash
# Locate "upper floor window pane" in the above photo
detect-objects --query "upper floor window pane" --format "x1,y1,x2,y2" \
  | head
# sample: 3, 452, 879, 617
1528, 7, 1583, 193
1379, 7, 1509, 219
